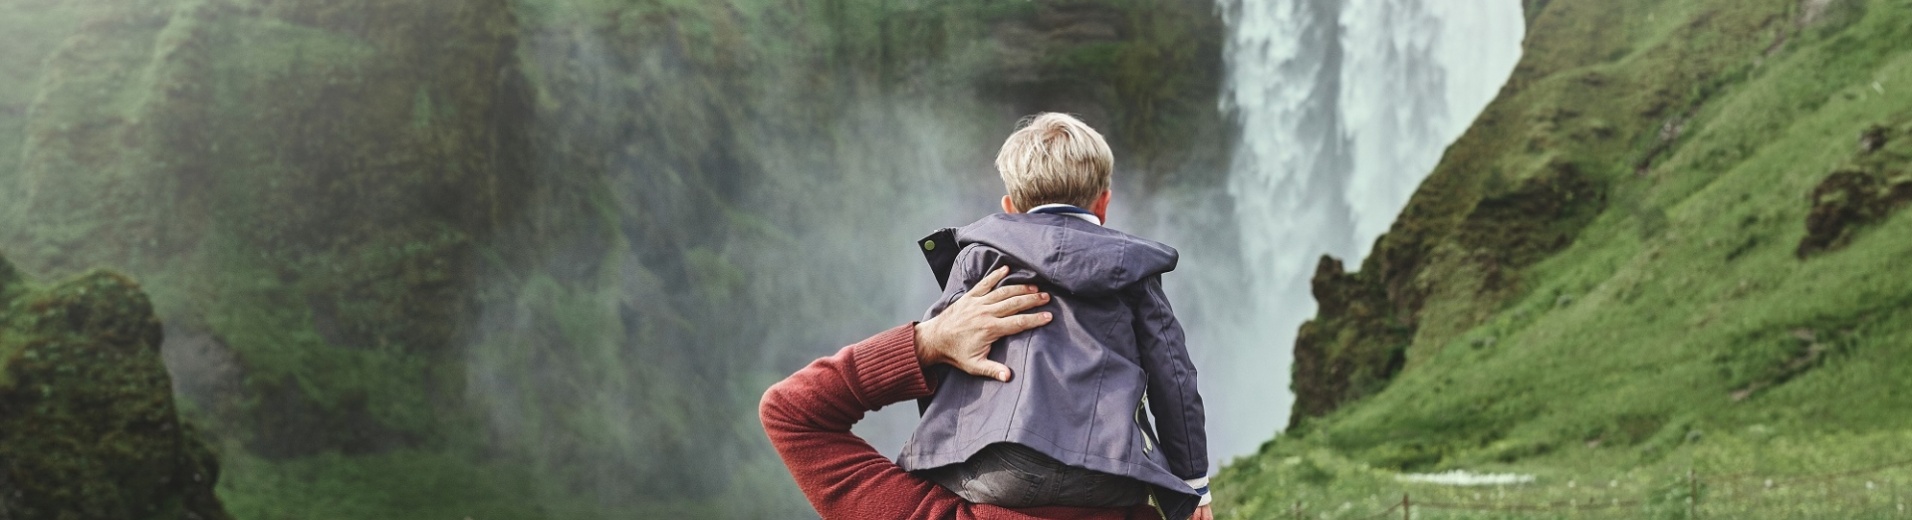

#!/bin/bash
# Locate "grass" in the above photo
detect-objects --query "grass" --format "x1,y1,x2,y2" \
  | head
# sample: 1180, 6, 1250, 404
1227, 431, 1912, 520
1227, 0, 1912, 517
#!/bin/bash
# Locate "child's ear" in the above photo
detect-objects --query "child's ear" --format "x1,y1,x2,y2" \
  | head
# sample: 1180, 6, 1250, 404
1001, 195, 1019, 214
1090, 189, 1112, 223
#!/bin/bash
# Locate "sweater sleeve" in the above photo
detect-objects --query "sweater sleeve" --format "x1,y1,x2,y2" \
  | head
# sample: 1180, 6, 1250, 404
759, 325, 1147, 520
1132, 275, 1210, 481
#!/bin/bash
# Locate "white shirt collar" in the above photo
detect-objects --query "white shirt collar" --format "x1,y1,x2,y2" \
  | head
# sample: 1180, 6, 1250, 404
1026, 203, 1103, 226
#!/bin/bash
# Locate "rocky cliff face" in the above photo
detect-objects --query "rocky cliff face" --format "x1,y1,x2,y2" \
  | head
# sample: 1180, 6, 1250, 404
8, 0, 531, 459
1285, 0, 1795, 429
978, 0, 1226, 181
1291, 160, 1605, 425
0, 255, 231, 520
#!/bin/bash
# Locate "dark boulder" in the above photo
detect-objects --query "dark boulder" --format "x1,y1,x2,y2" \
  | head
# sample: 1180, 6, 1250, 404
0, 261, 230, 520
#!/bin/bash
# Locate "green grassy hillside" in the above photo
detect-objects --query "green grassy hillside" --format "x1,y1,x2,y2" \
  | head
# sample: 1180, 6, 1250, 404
1228, 0, 1912, 518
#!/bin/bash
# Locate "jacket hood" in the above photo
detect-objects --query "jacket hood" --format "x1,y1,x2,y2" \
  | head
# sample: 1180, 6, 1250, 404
927, 213, 1178, 296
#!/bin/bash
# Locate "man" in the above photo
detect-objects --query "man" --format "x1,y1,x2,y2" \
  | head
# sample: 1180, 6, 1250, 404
761, 267, 1180, 519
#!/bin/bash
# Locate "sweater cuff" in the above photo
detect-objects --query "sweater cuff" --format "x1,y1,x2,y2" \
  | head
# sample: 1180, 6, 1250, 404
849, 324, 933, 408
1185, 477, 1212, 507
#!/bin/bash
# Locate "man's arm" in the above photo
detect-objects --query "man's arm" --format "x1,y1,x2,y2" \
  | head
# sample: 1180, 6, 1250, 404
759, 325, 969, 519
1132, 275, 1211, 506
764, 268, 1145, 520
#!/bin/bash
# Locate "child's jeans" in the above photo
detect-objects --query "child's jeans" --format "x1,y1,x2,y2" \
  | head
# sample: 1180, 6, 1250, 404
917, 443, 1149, 508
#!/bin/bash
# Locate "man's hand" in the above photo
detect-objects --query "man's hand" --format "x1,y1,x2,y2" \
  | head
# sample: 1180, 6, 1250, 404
1192, 504, 1213, 520
913, 266, 1051, 382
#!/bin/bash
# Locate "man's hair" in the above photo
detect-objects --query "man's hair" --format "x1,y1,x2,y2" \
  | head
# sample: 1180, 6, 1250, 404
995, 113, 1114, 211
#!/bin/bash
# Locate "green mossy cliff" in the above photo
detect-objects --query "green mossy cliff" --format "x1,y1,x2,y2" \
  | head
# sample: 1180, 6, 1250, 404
1289, 0, 1910, 429
1230, 0, 1912, 517
0, 254, 231, 520
8, 0, 531, 459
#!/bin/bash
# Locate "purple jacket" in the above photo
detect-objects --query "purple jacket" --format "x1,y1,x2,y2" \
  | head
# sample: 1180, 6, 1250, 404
898, 212, 1207, 520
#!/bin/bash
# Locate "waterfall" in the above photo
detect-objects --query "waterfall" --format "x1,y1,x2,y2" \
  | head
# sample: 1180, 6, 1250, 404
1203, 0, 1522, 460
469, 0, 1524, 503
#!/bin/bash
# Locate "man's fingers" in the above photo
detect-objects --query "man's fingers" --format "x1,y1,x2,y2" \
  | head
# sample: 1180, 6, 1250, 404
987, 291, 1050, 317
958, 359, 1014, 382
990, 311, 1053, 337
967, 266, 1011, 298
977, 282, 1037, 306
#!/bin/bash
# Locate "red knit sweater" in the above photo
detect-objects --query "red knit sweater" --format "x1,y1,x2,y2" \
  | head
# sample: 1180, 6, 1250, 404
760, 324, 1161, 520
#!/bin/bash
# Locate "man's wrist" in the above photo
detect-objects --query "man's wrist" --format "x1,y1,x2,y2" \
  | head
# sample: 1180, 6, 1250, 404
848, 325, 937, 405
910, 320, 938, 369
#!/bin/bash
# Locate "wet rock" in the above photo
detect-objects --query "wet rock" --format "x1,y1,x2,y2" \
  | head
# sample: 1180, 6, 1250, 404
1290, 255, 1411, 427
975, 0, 1225, 170
983, 4, 1126, 92
1797, 169, 1912, 257
1859, 124, 1888, 154
1458, 162, 1607, 284
1290, 163, 1605, 428
0, 263, 231, 520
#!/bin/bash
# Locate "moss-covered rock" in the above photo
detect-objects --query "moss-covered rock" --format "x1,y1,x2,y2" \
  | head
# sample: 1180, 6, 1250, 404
1290, 255, 1410, 425
1797, 118, 1912, 257
0, 260, 230, 520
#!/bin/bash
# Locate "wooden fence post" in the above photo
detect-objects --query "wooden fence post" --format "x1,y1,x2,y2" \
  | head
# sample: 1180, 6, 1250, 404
1403, 493, 1411, 520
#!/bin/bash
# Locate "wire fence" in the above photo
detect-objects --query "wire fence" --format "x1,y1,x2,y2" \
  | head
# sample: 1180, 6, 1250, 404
1280, 457, 1912, 519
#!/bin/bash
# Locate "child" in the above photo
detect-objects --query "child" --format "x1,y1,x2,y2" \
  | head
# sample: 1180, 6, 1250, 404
899, 113, 1212, 520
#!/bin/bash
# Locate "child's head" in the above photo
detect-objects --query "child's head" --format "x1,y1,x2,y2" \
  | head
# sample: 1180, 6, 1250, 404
994, 113, 1114, 218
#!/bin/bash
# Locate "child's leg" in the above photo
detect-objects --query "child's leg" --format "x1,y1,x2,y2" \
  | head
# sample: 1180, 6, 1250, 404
918, 444, 1045, 507
1041, 463, 1148, 508
918, 443, 1147, 508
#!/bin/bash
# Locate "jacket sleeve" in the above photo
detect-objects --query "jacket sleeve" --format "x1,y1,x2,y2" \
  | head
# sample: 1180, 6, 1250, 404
1131, 275, 1210, 482
759, 325, 1138, 520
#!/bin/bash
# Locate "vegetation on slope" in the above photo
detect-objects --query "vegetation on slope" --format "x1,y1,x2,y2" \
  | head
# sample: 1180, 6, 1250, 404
1230, 0, 1912, 517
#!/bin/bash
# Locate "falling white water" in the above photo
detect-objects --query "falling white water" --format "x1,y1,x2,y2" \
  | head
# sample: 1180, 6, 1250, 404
1202, 0, 1522, 462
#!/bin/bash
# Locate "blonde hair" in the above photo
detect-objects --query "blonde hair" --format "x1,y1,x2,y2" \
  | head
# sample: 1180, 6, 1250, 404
995, 113, 1114, 211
